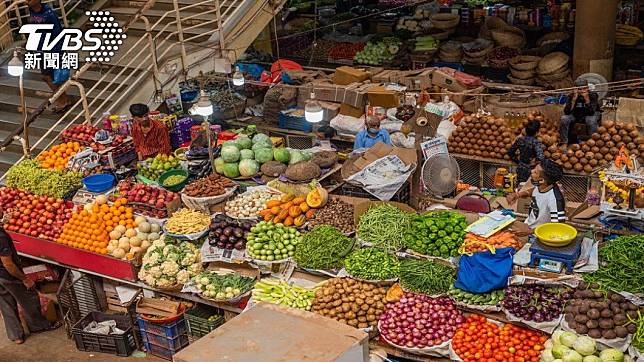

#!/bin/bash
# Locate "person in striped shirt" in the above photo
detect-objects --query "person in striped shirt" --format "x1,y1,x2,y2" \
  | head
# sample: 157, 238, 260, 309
508, 159, 566, 229
129, 104, 172, 160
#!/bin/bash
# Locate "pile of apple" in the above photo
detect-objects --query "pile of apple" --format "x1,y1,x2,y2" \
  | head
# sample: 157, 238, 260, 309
112, 181, 179, 218
61, 124, 125, 151
0, 187, 75, 240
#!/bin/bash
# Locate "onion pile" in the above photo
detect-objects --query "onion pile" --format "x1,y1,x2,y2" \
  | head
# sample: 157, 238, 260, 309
547, 120, 643, 173
502, 285, 573, 323
448, 111, 559, 159
379, 292, 464, 349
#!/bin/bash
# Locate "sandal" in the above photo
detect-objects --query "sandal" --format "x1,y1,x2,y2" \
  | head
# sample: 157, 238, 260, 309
52, 102, 72, 114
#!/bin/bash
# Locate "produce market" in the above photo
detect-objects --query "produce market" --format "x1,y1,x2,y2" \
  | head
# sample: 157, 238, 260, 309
0, 0, 643, 361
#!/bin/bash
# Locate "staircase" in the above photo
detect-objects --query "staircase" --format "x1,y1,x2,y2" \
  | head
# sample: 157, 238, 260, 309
0, 0, 286, 176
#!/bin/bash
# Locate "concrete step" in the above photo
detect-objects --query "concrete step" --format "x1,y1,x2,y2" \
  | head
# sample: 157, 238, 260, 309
0, 111, 67, 138
108, 6, 219, 25
0, 77, 115, 101
0, 152, 23, 174
0, 129, 49, 157
0, 66, 137, 88
110, 0, 233, 12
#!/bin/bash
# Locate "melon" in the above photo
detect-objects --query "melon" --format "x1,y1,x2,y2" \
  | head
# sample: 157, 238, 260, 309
138, 221, 151, 233
150, 224, 160, 233
129, 236, 142, 247
137, 232, 149, 241
125, 229, 137, 238
95, 195, 108, 205
109, 230, 122, 240
148, 232, 160, 241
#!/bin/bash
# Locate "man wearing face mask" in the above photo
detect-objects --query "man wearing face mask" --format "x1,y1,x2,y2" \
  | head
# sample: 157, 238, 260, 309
353, 116, 392, 150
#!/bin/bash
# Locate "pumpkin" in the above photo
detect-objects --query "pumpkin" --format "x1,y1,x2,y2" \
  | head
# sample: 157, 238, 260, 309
294, 215, 306, 227
306, 187, 328, 208
289, 206, 302, 218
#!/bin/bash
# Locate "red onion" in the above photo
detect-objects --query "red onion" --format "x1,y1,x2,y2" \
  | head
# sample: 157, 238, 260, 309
379, 292, 464, 349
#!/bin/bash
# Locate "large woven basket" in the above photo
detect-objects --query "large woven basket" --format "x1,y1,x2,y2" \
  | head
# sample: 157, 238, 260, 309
509, 55, 541, 70
430, 13, 460, 30
463, 54, 486, 64
508, 74, 535, 86
538, 69, 570, 82
462, 38, 494, 58
510, 68, 535, 79
537, 32, 570, 47
537, 52, 569, 75
491, 28, 525, 48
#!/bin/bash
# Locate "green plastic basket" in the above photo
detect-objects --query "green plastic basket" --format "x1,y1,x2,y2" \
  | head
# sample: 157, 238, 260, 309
158, 169, 188, 192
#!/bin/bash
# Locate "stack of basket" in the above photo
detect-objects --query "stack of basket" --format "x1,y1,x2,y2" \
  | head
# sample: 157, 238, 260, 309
508, 55, 541, 86
462, 38, 494, 65
490, 26, 526, 48
430, 13, 460, 33
536, 52, 570, 86
438, 41, 463, 62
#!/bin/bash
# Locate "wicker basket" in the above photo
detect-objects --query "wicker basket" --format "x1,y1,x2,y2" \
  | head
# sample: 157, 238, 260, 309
537, 32, 570, 47
509, 55, 541, 70
463, 54, 486, 64
537, 52, 569, 75
510, 68, 535, 79
430, 13, 459, 30
491, 28, 525, 48
462, 38, 494, 58
538, 69, 570, 82
508, 74, 535, 85
428, 28, 450, 40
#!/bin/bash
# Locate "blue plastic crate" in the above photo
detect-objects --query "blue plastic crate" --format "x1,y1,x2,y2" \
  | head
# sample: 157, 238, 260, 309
141, 329, 189, 350
279, 110, 313, 132
136, 316, 187, 340
143, 338, 189, 361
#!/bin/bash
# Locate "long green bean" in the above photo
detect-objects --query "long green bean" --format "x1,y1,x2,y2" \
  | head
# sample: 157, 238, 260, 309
357, 204, 412, 251
400, 259, 455, 295
294, 225, 355, 270
582, 235, 644, 294
629, 311, 644, 352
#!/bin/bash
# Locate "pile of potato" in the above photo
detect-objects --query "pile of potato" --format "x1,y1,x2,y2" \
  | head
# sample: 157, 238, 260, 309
448, 111, 559, 160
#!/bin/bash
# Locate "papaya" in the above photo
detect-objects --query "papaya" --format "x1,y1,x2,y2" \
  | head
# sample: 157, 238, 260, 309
266, 199, 282, 209
306, 187, 328, 208
289, 205, 302, 218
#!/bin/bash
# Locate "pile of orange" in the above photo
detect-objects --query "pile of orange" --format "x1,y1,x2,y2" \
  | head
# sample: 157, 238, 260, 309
37, 142, 82, 170
57, 197, 135, 254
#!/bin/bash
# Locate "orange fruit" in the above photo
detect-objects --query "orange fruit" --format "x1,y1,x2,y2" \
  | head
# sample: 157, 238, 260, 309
120, 198, 128, 206
119, 220, 127, 226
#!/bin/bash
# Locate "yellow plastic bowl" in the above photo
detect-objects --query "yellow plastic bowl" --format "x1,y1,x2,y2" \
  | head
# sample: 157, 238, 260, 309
534, 223, 578, 247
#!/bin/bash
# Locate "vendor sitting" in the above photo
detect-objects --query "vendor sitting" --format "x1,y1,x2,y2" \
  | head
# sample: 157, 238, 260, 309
353, 116, 391, 150
130, 103, 172, 160
559, 79, 601, 145
507, 120, 545, 184
508, 159, 566, 229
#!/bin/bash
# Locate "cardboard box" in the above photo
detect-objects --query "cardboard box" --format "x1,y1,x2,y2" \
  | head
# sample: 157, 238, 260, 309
402, 68, 435, 91
173, 303, 369, 362
568, 201, 601, 220
373, 70, 406, 84
446, 85, 485, 106
320, 101, 340, 122
300, 82, 372, 108
342, 142, 417, 179
431, 68, 467, 92
340, 103, 365, 118
333, 66, 372, 85
367, 85, 400, 108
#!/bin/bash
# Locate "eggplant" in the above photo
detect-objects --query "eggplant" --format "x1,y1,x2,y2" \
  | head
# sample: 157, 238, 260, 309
234, 241, 245, 250
233, 228, 244, 238
225, 243, 234, 250
223, 227, 233, 237
216, 241, 225, 248
219, 235, 228, 242
228, 235, 238, 244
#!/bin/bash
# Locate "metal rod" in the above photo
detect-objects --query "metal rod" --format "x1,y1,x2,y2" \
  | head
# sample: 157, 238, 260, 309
214, 0, 225, 53
172, 0, 188, 79
19, 74, 30, 158
57, 0, 68, 27
68, 80, 91, 124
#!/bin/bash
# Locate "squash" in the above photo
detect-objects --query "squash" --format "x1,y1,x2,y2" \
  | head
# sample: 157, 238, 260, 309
278, 209, 289, 220
270, 206, 281, 215
284, 216, 294, 226
289, 206, 302, 218
280, 194, 295, 203
291, 197, 306, 205
266, 200, 282, 209
299, 202, 310, 213
280, 201, 293, 210
306, 187, 328, 208
263, 213, 274, 221
294, 215, 306, 227
259, 209, 272, 217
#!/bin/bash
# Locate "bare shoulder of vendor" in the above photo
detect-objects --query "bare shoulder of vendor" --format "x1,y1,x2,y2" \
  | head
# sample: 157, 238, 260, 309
507, 159, 566, 229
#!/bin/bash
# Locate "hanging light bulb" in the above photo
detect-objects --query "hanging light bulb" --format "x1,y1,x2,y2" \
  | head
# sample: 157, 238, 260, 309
232, 66, 245, 86
189, 90, 213, 117
8, 51, 23, 77
305, 92, 323, 123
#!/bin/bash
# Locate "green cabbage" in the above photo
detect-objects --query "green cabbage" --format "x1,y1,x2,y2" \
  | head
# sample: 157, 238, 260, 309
214, 157, 225, 174
252, 141, 273, 151
252, 133, 271, 145
572, 336, 596, 356
560, 332, 578, 348
238, 159, 259, 177
223, 162, 240, 178
221, 145, 241, 163
599, 349, 623, 362
553, 345, 571, 359
236, 136, 252, 150
289, 150, 306, 165
583, 357, 602, 362
273, 148, 290, 164
240, 149, 254, 160
541, 349, 556, 362
562, 350, 583, 362
552, 331, 565, 346
254, 148, 273, 164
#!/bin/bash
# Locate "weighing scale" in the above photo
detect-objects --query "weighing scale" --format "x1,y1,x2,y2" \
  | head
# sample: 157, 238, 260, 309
528, 236, 582, 273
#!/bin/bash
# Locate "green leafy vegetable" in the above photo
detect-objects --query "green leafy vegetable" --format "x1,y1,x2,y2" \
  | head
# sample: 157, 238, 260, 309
582, 235, 644, 294
294, 225, 354, 270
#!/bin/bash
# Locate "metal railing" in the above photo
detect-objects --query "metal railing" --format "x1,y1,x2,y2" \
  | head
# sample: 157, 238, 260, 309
0, 0, 284, 171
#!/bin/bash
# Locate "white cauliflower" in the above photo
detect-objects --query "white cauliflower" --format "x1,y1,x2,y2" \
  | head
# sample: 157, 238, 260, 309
156, 278, 173, 288
161, 260, 179, 276
152, 239, 166, 248
149, 266, 163, 278
148, 252, 161, 265
145, 274, 157, 287
180, 254, 195, 266
176, 270, 190, 284
188, 263, 203, 275
162, 245, 173, 256
167, 252, 181, 262
138, 269, 148, 280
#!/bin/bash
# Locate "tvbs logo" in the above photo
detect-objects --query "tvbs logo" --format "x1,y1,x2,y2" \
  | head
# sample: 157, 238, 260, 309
20, 11, 125, 63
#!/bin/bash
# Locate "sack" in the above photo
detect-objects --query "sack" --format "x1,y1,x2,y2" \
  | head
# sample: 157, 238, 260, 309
52, 68, 70, 85
455, 247, 514, 293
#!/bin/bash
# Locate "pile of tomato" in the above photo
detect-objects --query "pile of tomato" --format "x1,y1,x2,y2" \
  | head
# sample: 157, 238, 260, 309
451, 315, 547, 362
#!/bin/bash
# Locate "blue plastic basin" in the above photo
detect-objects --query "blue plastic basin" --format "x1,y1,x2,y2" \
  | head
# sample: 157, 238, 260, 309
83, 174, 115, 193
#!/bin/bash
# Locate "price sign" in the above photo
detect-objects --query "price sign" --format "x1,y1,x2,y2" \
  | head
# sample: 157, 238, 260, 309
420, 137, 448, 160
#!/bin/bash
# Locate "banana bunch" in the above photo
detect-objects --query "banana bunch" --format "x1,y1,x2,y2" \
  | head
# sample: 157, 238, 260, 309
616, 24, 643, 46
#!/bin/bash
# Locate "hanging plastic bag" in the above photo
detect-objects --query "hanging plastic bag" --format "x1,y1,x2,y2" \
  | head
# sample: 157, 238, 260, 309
52, 68, 70, 85
454, 247, 514, 294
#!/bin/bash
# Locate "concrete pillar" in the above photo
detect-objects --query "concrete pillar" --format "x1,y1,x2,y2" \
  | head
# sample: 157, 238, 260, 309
572, 0, 619, 80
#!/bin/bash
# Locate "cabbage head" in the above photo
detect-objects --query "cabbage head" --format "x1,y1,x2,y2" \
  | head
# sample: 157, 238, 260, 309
572, 336, 596, 356
221, 145, 240, 163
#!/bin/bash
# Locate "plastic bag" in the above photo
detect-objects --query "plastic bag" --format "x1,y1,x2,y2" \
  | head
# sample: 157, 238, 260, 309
455, 247, 514, 293
330, 113, 365, 136
52, 68, 70, 85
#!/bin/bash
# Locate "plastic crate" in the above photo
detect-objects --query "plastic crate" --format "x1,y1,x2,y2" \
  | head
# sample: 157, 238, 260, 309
141, 329, 189, 350
136, 316, 188, 340
279, 110, 313, 132
185, 305, 225, 340
143, 338, 189, 361
71, 311, 137, 357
